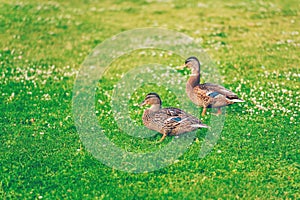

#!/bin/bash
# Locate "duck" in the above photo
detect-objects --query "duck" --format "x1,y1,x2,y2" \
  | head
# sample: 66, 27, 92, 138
140, 93, 208, 142
184, 56, 244, 116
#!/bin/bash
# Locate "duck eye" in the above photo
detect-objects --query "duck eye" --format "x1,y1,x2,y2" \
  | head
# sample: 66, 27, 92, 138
185, 58, 193, 64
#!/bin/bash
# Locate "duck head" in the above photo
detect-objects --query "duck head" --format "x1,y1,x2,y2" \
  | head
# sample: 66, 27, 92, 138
184, 56, 201, 74
140, 92, 162, 111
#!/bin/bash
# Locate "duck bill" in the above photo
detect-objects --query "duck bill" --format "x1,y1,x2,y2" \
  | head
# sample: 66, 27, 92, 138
176, 64, 186, 70
139, 101, 146, 107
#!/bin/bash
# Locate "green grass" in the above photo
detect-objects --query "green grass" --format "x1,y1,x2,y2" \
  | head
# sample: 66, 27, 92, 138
1, 0, 299, 199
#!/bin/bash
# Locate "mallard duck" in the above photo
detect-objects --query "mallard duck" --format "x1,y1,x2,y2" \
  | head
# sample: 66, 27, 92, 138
184, 56, 244, 116
140, 93, 208, 142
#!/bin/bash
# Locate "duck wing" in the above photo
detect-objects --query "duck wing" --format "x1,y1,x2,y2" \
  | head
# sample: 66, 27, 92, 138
161, 107, 202, 126
149, 107, 181, 124
198, 83, 240, 100
159, 107, 187, 124
162, 107, 184, 116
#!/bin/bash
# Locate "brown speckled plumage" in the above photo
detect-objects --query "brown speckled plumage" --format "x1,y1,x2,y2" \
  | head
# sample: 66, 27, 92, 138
184, 57, 244, 116
140, 93, 208, 142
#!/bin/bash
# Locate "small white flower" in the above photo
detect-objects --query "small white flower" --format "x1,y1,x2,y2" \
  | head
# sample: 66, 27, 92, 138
42, 94, 51, 101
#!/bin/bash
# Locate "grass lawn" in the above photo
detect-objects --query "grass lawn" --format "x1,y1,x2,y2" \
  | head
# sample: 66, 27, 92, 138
1, 0, 299, 199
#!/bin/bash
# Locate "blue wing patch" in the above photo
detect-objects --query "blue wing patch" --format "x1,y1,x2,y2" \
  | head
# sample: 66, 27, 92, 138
171, 117, 182, 122
208, 92, 220, 98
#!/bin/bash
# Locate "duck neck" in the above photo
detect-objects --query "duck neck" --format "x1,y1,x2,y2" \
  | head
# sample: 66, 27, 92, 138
148, 104, 161, 112
188, 69, 200, 87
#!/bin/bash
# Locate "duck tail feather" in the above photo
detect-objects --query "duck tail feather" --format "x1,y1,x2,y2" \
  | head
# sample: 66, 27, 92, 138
190, 123, 209, 128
